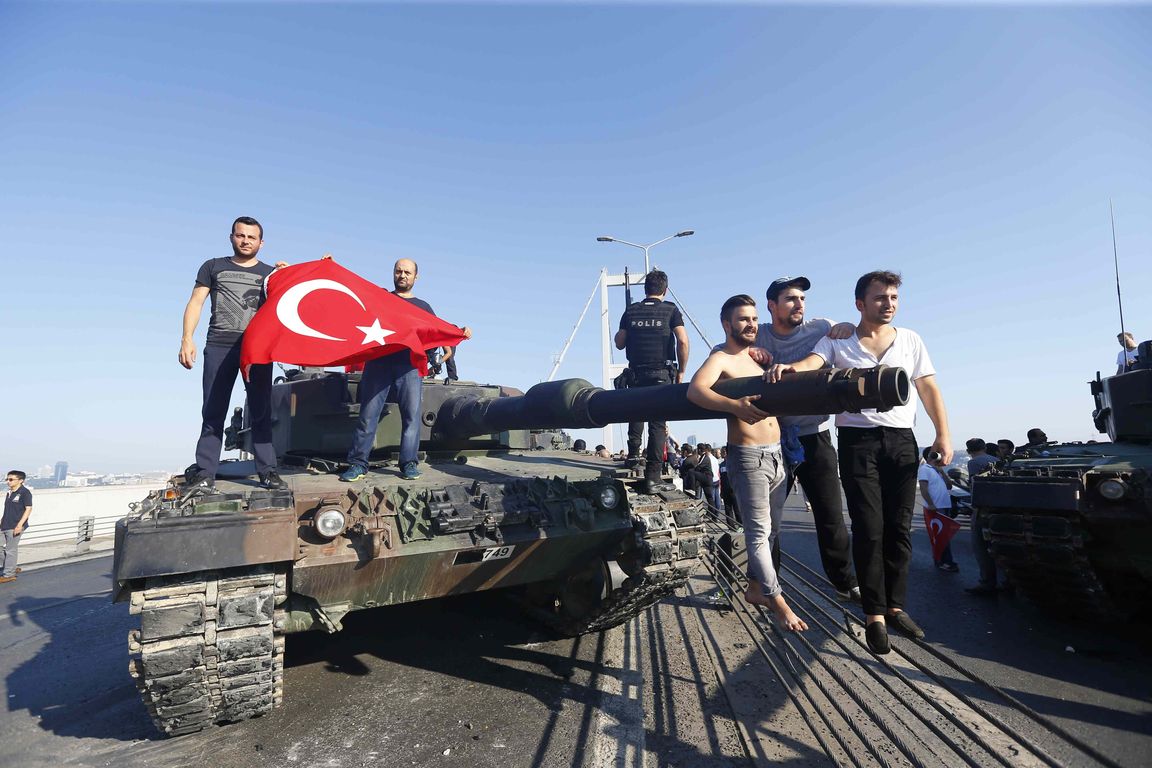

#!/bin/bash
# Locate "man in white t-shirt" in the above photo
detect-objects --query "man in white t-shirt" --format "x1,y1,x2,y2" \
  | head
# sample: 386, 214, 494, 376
766, 270, 951, 655
1116, 332, 1139, 374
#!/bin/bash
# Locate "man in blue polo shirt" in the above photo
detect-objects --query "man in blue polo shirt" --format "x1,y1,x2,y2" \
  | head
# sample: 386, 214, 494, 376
1, 470, 33, 583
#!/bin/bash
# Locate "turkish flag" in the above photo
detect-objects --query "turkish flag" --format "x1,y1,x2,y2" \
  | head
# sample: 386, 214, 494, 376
240, 259, 468, 378
922, 508, 961, 562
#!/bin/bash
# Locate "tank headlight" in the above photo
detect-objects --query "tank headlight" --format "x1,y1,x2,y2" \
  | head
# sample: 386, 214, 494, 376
315, 508, 347, 538
1097, 479, 1127, 501
599, 486, 620, 510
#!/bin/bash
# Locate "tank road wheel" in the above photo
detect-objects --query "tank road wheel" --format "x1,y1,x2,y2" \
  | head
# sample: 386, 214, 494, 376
542, 487, 708, 637
553, 558, 625, 626
126, 565, 288, 736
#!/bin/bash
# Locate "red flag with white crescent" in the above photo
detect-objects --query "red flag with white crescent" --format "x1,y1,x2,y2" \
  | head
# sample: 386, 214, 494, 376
240, 259, 468, 378
923, 508, 961, 562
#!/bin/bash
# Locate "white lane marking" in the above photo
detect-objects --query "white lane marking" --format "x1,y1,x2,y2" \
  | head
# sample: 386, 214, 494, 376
586, 618, 647, 767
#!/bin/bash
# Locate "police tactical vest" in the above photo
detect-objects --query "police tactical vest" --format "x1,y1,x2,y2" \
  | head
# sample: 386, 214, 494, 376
624, 300, 676, 367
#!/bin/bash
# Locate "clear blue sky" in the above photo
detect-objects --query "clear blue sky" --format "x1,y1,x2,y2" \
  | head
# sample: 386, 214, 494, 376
2, 2, 1150, 473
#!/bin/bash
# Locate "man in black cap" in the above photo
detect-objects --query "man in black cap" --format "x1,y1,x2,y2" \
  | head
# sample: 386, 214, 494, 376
753, 276, 860, 601
615, 270, 690, 490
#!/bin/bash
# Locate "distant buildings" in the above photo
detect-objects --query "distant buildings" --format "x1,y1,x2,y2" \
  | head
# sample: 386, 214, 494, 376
24, 461, 172, 490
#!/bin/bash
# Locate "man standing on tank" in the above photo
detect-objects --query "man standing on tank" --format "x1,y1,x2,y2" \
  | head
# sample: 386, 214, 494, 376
340, 259, 472, 483
614, 270, 690, 491
754, 276, 861, 602
767, 270, 952, 654
180, 216, 285, 490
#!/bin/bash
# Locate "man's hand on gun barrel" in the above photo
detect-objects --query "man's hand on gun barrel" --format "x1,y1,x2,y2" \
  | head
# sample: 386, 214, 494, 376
764, 363, 795, 384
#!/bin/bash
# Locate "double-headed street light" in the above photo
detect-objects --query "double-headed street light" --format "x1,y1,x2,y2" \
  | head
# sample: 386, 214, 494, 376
596, 229, 695, 274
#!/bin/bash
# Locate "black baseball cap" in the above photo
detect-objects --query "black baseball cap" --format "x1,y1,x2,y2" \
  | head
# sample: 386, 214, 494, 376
766, 276, 811, 302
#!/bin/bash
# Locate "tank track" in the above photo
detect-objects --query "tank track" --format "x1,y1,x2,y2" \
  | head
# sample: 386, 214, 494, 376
126, 565, 288, 736
984, 509, 1119, 620
546, 487, 708, 637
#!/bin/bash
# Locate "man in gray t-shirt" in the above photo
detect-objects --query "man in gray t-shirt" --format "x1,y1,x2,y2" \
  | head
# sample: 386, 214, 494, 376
755, 277, 860, 599
179, 216, 284, 490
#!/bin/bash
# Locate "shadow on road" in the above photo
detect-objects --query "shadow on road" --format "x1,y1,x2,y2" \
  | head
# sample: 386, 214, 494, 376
4, 590, 157, 744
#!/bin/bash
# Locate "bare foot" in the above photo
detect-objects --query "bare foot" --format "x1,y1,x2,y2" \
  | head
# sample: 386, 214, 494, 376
768, 594, 808, 631
744, 585, 808, 631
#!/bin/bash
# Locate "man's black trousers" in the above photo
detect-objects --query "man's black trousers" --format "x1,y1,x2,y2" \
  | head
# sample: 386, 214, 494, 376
195, 342, 276, 479
790, 430, 857, 593
836, 426, 918, 616
626, 368, 672, 482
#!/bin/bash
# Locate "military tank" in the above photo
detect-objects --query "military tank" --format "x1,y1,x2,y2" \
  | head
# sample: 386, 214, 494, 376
971, 340, 1152, 620
113, 365, 908, 736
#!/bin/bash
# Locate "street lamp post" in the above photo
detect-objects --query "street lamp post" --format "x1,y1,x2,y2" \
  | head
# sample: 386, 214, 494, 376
596, 229, 694, 275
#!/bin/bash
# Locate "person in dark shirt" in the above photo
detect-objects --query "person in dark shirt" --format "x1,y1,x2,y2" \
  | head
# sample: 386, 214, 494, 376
678, 444, 699, 494
179, 216, 286, 490
1, 470, 33, 583
614, 270, 690, 490
340, 258, 471, 482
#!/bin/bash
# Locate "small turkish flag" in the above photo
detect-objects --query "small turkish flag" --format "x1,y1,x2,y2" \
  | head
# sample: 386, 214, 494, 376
923, 508, 961, 562
240, 259, 468, 378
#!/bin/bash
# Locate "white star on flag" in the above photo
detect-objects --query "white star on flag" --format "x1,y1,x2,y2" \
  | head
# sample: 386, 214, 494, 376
356, 318, 395, 346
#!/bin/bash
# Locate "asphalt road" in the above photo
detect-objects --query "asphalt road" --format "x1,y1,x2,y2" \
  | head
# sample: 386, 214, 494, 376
1, 501, 1150, 767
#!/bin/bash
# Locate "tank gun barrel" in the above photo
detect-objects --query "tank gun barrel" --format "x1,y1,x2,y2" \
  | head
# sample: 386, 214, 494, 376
437, 365, 909, 439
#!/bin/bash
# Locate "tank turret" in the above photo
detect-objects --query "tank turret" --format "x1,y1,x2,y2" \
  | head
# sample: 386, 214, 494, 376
1091, 339, 1152, 442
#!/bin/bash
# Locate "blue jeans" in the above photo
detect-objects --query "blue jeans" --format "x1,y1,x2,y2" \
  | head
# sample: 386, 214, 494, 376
726, 444, 787, 598
347, 353, 422, 470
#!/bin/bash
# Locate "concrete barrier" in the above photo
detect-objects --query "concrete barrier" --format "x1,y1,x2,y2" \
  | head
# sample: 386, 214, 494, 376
19, 485, 165, 544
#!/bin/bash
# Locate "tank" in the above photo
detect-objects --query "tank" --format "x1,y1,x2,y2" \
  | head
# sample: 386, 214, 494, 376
112, 365, 909, 736
971, 340, 1152, 620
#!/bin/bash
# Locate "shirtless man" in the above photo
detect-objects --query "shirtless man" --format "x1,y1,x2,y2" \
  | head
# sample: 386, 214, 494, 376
688, 294, 807, 631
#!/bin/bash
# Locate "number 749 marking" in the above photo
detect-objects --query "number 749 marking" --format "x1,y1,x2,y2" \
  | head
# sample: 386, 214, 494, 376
481, 545, 515, 561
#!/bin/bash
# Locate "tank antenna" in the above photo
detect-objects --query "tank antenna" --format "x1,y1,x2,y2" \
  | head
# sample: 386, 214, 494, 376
1111, 198, 1126, 341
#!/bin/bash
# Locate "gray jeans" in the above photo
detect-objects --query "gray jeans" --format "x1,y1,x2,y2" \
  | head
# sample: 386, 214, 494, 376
727, 444, 787, 597
1, 529, 20, 577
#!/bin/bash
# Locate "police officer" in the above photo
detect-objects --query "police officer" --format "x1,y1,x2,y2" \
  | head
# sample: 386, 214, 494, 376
614, 270, 690, 489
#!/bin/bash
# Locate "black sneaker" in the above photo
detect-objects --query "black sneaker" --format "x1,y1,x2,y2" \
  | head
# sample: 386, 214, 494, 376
259, 471, 287, 490
188, 475, 215, 490
835, 586, 863, 603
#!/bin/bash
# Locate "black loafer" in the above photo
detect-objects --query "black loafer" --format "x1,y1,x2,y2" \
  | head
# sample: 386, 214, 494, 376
888, 611, 925, 640
866, 621, 890, 655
